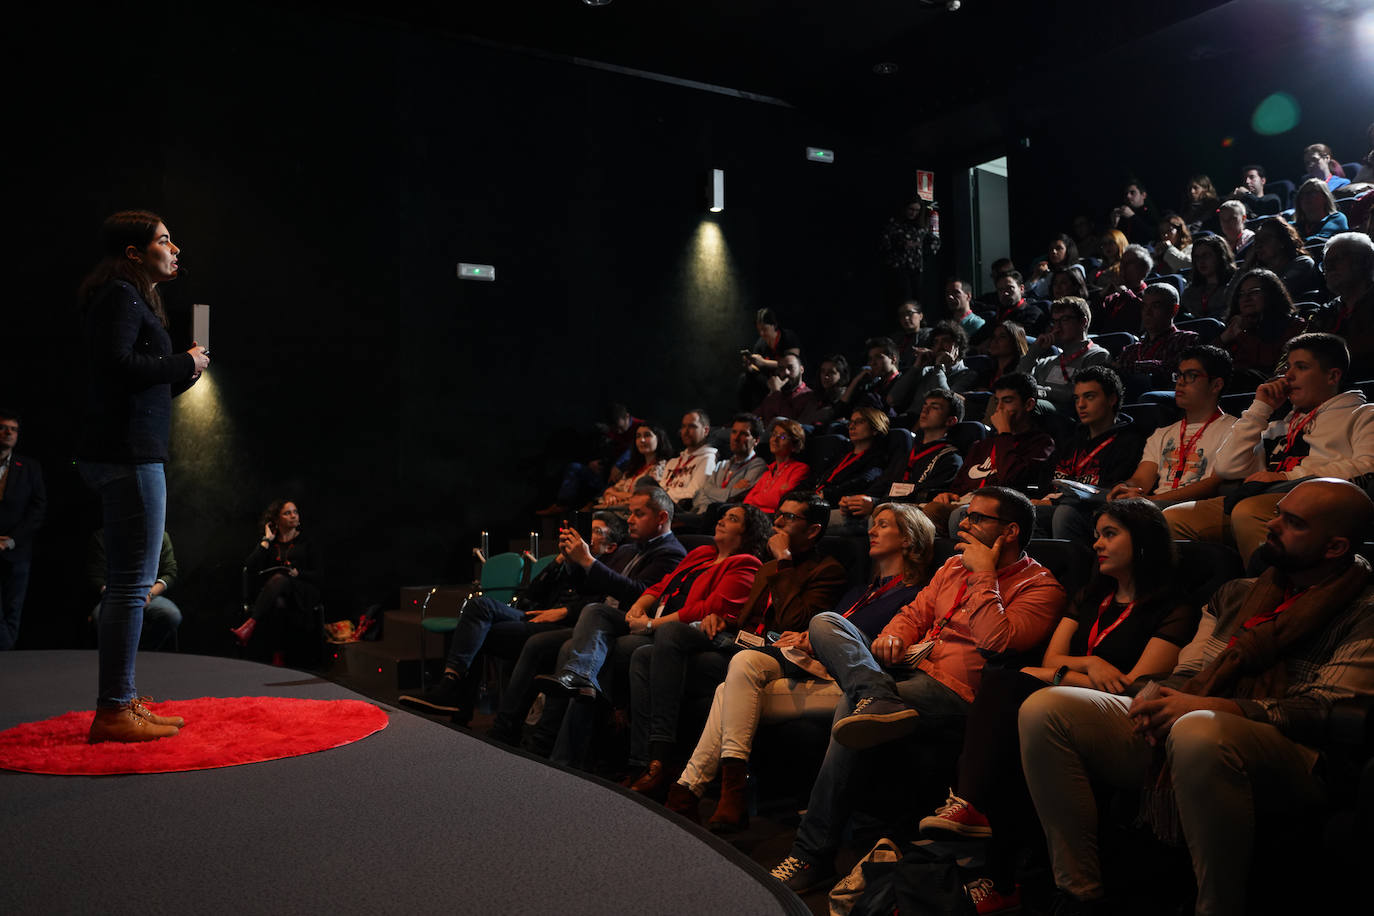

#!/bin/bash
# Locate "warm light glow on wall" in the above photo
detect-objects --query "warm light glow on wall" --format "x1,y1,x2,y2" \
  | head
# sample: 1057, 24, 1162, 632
687, 219, 737, 300
169, 373, 239, 493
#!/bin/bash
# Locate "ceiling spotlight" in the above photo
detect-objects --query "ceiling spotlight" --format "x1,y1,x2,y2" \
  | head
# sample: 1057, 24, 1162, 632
872, 61, 899, 75
582, 0, 612, 6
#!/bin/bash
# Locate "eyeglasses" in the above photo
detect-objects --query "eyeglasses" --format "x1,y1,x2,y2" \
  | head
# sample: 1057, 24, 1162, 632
773, 511, 806, 525
769, 432, 792, 441
965, 510, 1012, 527
1172, 370, 1208, 384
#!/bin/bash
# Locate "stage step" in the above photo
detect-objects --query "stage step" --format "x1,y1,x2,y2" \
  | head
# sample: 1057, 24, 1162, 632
325, 639, 443, 693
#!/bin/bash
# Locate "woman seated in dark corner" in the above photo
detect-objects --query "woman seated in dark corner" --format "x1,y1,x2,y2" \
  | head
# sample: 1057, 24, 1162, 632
918, 499, 1196, 913
1242, 217, 1323, 302
664, 503, 936, 831
1178, 234, 1238, 321
821, 407, 892, 532
232, 499, 323, 666
812, 353, 851, 430
973, 320, 1028, 397
1216, 268, 1306, 392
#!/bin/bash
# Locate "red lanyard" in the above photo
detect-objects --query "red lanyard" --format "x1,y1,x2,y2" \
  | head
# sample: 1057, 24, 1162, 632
1171, 411, 1222, 484
842, 575, 904, 618
1139, 329, 1173, 362
718, 459, 748, 488
1064, 434, 1117, 479
1277, 409, 1318, 469
930, 566, 1016, 639
905, 442, 947, 480
1228, 587, 1306, 647
826, 450, 862, 483
1057, 342, 1091, 380
975, 441, 1002, 488
1087, 594, 1135, 655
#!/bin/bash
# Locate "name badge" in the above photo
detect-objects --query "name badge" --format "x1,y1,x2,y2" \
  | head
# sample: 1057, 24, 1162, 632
734, 631, 766, 649
889, 482, 915, 497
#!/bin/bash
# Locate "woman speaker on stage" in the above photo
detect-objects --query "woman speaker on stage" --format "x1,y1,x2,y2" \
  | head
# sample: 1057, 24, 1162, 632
78, 210, 208, 742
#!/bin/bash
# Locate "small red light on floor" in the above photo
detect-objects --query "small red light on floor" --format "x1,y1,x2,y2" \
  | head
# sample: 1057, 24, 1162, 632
377, 667, 383, 673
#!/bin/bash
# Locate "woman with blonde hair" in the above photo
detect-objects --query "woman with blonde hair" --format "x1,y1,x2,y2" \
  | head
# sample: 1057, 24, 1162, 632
665, 503, 937, 830
1091, 229, 1129, 291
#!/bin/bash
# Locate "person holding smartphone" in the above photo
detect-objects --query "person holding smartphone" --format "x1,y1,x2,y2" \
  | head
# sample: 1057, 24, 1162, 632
232, 499, 322, 665
78, 210, 208, 742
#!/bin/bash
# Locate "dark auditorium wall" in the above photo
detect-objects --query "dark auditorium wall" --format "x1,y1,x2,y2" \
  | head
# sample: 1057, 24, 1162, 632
5, 7, 955, 651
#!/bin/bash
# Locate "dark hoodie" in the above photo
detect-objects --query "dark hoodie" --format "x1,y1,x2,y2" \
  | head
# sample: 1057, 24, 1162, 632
1050, 415, 1146, 489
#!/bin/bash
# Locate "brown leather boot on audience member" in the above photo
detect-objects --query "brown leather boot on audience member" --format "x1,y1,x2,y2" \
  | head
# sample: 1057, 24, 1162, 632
708, 757, 750, 833
664, 782, 702, 824
89, 703, 180, 743
132, 695, 185, 728
629, 760, 672, 800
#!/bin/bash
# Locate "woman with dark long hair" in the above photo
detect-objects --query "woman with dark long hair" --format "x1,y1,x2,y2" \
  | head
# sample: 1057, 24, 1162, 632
79, 211, 208, 742
1179, 234, 1237, 320
1243, 217, 1323, 300
1217, 268, 1306, 390
1028, 234, 1082, 299
1180, 174, 1219, 234
596, 423, 673, 508
920, 499, 1196, 911
231, 499, 323, 665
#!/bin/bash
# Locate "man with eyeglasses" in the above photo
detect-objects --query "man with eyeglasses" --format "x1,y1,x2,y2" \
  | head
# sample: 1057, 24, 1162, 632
1164, 333, 1374, 566
768, 486, 1064, 895
1109, 345, 1238, 509
1017, 297, 1110, 412
1306, 232, 1374, 380
1114, 283, 1199, 396
0, 408, 46, 650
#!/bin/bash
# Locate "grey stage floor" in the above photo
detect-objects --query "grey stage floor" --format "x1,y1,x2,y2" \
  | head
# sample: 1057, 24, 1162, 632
0, 651, 806, 916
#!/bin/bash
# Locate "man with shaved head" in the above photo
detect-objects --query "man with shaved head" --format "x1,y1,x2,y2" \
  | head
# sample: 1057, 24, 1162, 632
1020, 477, 1374, 915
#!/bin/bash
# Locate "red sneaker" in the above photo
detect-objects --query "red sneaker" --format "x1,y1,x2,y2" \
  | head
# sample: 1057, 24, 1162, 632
919, 789, 992, 838
966, 877, 1021, 914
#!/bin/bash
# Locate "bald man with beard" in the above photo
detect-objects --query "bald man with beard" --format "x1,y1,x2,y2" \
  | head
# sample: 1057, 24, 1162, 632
1019, 478, 1374, 916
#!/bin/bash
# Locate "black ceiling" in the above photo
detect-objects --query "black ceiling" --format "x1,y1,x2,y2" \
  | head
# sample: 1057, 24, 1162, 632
311, 0, 1237, 132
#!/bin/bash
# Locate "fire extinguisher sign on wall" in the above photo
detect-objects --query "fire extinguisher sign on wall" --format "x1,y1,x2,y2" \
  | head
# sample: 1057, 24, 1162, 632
916, 170, 935, 201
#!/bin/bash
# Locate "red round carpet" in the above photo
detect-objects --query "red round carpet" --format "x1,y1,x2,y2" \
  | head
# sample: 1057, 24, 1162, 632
0, 697, 390, 776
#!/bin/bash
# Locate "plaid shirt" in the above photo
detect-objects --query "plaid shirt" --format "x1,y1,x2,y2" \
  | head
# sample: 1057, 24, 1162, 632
1165, 574, 1374, 761
1115, 326, 1199, 379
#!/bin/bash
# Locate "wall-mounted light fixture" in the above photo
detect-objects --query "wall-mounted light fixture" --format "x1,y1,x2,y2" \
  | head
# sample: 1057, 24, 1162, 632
708, 168, 725, 212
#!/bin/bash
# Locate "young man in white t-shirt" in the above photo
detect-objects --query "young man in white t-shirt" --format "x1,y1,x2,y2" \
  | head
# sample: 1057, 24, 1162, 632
1107, 345, 1237, 506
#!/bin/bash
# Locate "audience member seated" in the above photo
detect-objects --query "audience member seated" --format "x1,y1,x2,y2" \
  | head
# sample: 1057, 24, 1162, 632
975, 258, 1017, 310
894, 299, 931, 368
1217, 199, 1254, 259
1306, 232, 1374, 379
1115, 282, 1199, 396
837, 337, 902, 418
1179, 174, 1220, 235
89, 530, 182, 651
1071, 214, 1103, 269
667, 503, 936, 830
1027, 234, 1084, 300
754, 353, 827, 427
1020, 478, 1374, 916
1164, 333, 1374, 566
1216, 268, 1306, 391
676, 414, 768, 531
922, 499, 1195, 913
488, 487, 687, 747
767, 487, 1066, 895
1093, 244, 1152, 333
1108, 345, 1238, 508
1109, 179, 1159, 246
812, 354, 850, 426
231, 499, 321, 666
923, 374, 1055, 535
889, 320, 976, 410
1034, 366, 1145, 540
739, 308, 802, 409
660, 409, 719, 507
1153, 212, 1193, 273
744, 418, 811, 513
1229, 163, 1282, 217
1178, 234, 1238, 321
1303, 142, 1351, 192
398, 507, 645, 725
538, 402, 642, 516
626, 492, 845, 799
537, 503, 771, 764
818, 408, 892, 532
596, 422, 672, 509
974, 320, 1028, 388
1089, 229, 1129, 292
839, 390, 965, 524
1018, 297, 1111, 413
1243, 218, 1322, 300
944, 279, 986, 339
1290, 177, 1349, 243
1050, 265, 1090, 301
980, 271, 1049, 335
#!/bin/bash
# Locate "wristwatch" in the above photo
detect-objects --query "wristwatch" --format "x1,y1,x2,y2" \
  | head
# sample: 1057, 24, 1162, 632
1052, 665, 1070, 686
644, 618, 654, 634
